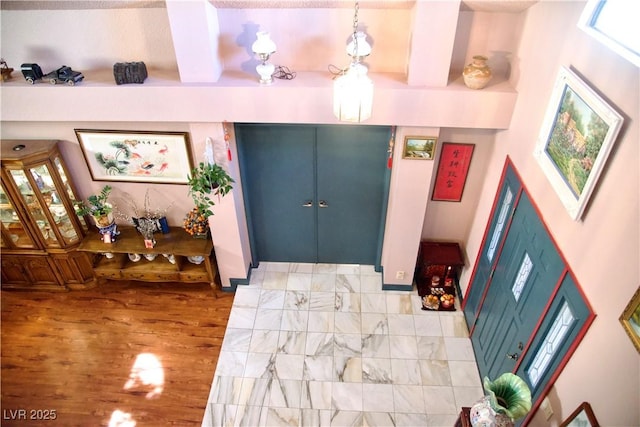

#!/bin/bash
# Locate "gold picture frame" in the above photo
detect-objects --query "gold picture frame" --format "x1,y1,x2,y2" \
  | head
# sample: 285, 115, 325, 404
402, 136, 436, 160
560, 402, 600, 427
620, 286, 640, 353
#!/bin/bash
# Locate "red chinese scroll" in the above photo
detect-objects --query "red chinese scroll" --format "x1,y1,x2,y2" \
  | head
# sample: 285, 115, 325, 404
432, 143, 475, 202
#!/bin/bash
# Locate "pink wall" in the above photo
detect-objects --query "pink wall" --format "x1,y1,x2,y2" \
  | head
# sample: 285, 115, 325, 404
461, 2, 639, 426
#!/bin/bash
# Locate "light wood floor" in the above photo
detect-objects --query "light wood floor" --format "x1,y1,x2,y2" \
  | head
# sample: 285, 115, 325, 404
1, 281, 234, 426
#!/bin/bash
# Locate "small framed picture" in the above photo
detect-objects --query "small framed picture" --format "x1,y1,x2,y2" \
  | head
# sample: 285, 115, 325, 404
403, 136, 437, 160
560, 402, 600, 427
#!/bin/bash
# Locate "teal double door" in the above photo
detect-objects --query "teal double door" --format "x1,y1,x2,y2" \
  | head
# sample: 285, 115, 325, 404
236, 124, 390, 265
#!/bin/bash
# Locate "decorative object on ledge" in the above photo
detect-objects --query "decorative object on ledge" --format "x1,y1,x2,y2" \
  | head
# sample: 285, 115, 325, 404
463, 55, 492, 89
403, 136, 437, 160
136, 218, 157, 248
75, 129, 194, 184
619, 286, 640, 353
560, 402, 600, 427
20, 63, 84, 85
470, 373, 532, 427
333, 1, 373, 123
432, 142, 475, 202
1, 58, 14, 81
113, 61, 147, 85
162, 253, 176, 264
183, 207, 210, 238
251, 31, 277, 85
533, 66, 623, 221
187, 255, 205, 265
75, 185, 118, 242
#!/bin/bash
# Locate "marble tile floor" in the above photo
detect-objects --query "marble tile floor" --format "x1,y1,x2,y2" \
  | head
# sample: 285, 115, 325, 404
202, 262, 483, 427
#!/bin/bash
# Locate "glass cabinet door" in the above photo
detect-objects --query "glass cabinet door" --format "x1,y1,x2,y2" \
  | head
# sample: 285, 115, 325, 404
30, 164, 82, 246
53, 156, 89, 232
0, 183, 37, 249
9, 168, 62, 248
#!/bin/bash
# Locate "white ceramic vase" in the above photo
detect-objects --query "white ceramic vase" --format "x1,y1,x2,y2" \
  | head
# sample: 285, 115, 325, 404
470, 396, 514, 427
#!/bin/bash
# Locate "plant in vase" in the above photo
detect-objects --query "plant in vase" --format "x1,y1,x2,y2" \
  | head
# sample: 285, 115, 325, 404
470, 373, 532, 427
184, 162, 234, 236
75, 185, 114, 227
75, 185, 117, 241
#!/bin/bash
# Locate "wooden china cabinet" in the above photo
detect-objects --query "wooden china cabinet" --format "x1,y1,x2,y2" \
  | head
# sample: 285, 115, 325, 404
0, 140, 95, 291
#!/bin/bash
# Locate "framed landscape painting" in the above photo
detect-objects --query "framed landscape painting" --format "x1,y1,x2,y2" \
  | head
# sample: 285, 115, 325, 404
533, 67, 623, 220
403, 136, 437, 159
75, 129, 194, 184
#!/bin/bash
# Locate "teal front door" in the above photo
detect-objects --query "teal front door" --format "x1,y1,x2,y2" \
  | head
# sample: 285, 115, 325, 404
236, 124, 390, 265
464, 160, 595, 425
471, 191, 564, 380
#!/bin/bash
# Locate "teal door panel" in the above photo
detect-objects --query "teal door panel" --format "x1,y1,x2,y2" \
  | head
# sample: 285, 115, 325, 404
237, 124, 389, 265
472, 191, 564, 381
464, 164, 522, 329
316, 126, 389, 264
236, 125, 317, 262
517, 272, 593, 404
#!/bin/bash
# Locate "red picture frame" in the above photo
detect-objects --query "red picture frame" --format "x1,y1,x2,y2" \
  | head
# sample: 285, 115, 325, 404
432, 143, 475, 202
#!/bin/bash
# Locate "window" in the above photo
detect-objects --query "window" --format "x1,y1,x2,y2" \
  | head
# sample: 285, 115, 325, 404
511, 252, 532, 302
526, 301, 575, 387
579, 0, 640, 67
487, 186, 513, 262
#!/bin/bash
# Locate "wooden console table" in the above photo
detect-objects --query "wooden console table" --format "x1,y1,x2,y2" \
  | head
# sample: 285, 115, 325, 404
77, 226, 218, 290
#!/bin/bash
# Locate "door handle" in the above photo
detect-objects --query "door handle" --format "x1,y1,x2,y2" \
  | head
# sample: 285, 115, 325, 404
302, 200, 313, 207
318, 200, 328, 208
506, 352, 519, 361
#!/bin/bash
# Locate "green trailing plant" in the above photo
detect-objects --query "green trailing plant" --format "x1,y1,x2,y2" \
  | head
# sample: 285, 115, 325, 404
187, 162, 234, 218
75, 185, 113, 217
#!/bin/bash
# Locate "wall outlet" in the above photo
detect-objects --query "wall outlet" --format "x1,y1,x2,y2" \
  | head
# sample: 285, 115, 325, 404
396, 271, 405, 280
540, 397, 553, 420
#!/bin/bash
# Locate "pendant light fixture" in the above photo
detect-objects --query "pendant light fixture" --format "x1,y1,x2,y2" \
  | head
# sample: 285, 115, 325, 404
333, 1, 373, 123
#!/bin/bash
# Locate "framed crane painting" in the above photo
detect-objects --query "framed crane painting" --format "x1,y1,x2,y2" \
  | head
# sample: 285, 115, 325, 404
75, 129, 194, 184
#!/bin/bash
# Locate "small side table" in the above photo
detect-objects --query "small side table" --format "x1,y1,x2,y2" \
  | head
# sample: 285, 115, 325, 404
455, 407, 471, 427
415, 241, 465, 311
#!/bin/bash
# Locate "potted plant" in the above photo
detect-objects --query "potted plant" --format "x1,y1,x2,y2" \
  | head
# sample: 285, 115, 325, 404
184, 162, 234, 236
75, 185, 114, 228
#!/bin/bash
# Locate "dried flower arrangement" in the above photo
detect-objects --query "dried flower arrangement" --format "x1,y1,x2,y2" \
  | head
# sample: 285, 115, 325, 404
112, 188, 175, 234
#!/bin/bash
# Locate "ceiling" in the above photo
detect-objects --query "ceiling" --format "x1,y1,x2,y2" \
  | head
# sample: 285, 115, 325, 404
1, 0, 538, 13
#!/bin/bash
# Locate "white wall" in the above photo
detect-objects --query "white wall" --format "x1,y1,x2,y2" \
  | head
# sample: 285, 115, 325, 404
461, 2, 639, 426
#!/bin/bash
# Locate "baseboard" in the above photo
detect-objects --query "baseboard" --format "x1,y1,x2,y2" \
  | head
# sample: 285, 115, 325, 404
225, 267, 253, 292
